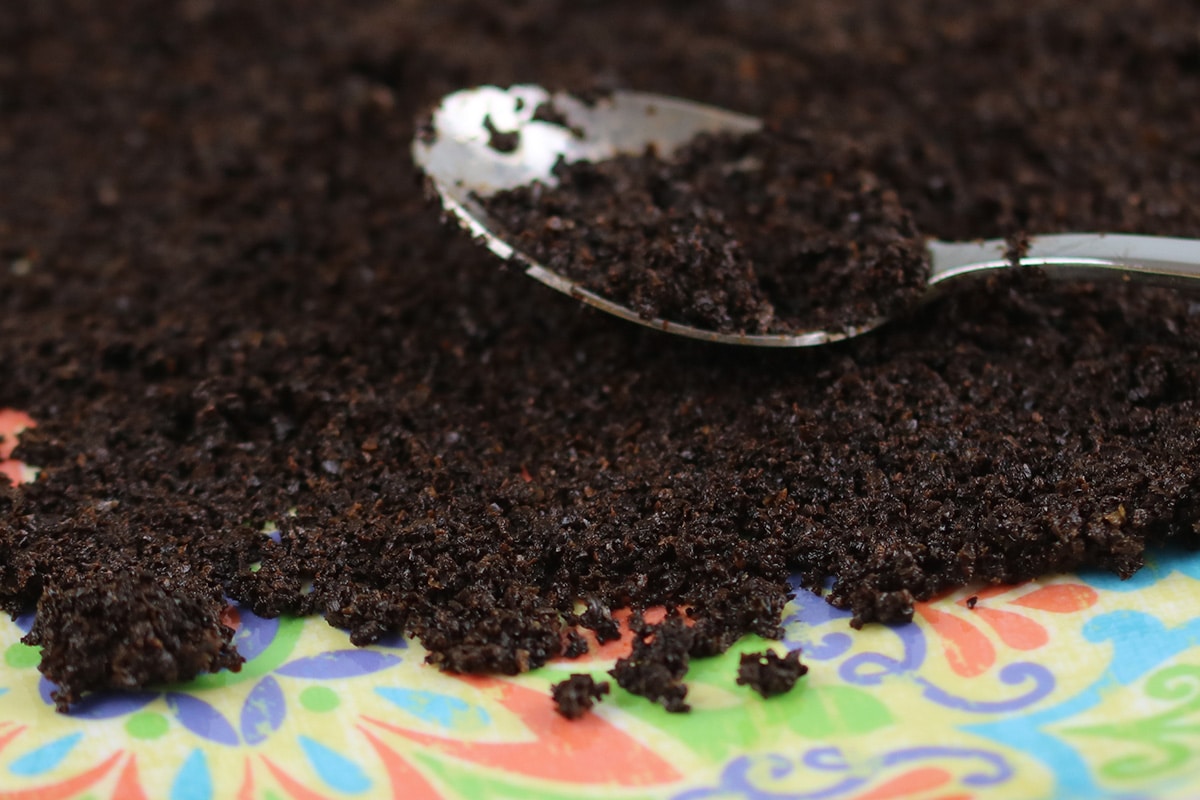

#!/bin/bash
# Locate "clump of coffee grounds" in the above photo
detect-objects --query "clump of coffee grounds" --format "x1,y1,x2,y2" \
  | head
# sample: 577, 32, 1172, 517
483, 114, 520, 154
575, 597, 622, 645
26, 569, 242, 711
3, 0, 1200, 711
530, 101, 583, 138
737, 650, 808, 699
609, 617, 695, 713
552, 673, 610, 719
483, 127, 930, 335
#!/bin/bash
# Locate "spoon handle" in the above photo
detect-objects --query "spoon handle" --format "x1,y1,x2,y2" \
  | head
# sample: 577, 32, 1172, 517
928, 234, 1200, 290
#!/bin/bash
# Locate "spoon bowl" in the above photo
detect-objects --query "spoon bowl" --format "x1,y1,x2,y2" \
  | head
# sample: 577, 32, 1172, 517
414, 85, 1200, 347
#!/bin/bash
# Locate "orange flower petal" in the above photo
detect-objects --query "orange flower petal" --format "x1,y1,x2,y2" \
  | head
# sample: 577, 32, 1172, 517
0, 751, 122, 800
973, 607, 1048, 651
364, 678, 679, 786
851, 767, 953, 800
260, 755, 334, 800
237, 760, 256, 800
1010, 584, 1098, 613
916, 605, 995, 677
112, 755, 149, 800
357, 725, 446, 800
0, 410, 35, 460
0, 461, 26, 486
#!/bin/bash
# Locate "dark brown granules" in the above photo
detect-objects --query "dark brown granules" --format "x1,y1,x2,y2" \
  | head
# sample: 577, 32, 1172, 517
551, 673, 610, 719
609, 617, 695, 713
530, 101, 584, 139
737, 650, 808, 699
2, 0, 1200, 710
482, 128, 931, 335
576, 597, 622, 645
26, 569, 242, 711
483, 114, 521, 154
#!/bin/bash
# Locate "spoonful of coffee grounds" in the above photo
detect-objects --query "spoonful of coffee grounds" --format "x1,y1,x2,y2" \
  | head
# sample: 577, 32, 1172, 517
414, 85, 1200, 347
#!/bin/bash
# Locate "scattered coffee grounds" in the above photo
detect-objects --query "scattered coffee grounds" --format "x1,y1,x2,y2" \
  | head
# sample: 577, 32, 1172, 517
737, 650, 808, 699
609, 617, 694, 713
3, 0, 1200, 712
1004, 232, 1033, 268
551, 673, 610, 719
482, 127, 931, 335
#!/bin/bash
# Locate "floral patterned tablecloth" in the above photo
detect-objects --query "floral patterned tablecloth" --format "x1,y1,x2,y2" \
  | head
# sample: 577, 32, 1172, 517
2, 409, 1199, 800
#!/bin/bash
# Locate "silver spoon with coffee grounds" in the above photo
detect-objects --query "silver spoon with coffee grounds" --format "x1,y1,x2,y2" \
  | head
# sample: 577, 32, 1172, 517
414, 85, 1200, 347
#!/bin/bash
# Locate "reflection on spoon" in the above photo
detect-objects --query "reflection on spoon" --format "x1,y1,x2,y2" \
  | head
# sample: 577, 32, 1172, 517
413, 85, 1200, 348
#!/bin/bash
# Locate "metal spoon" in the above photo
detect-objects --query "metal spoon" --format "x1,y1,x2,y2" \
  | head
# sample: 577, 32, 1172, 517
413, 85, 1200, 347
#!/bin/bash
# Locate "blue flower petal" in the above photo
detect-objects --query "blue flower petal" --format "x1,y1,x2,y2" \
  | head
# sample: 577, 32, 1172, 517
167, 693, 239, 746
375, 687, 490, 729
240, 676, 286, 745
231, 607, 280, 662
37, 677, 156, 718
371, 630, 409, 650
298, 736, 371, 794
170, 749, 213, 800
8, 732, 82, 776
276, 649, 400, 679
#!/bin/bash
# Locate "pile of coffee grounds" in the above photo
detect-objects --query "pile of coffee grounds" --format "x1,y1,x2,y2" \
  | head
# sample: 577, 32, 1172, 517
3, 0, 1200, 711
28, 569, 242, 709
551, 673, 610, 719
609, 617, 695, 712
737, 650, 808, 699
482, 128, 930, 335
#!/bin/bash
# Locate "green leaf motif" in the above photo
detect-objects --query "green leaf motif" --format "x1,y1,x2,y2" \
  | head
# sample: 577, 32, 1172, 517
787, 685, 893, 738
1065, 664, 1200, 781
189, 615, 305, 690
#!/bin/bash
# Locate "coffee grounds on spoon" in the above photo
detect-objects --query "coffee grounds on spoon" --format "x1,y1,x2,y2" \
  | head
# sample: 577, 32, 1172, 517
483, 127, 930, 336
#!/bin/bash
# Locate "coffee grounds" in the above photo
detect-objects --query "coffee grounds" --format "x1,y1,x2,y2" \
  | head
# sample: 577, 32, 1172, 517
27, 569, 242, 710
551, 673, 610, 719
2, 0, 1200, 711
576, 597, 622, 645
609, 616, 694, 713
482, 127, 930, 335
530, 101, 584, 139
737, 650, 808, 699
483, 114, 521, 154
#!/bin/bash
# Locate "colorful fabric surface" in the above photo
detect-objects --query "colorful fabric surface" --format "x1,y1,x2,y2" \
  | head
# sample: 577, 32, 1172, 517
2, 413, 1200, 799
